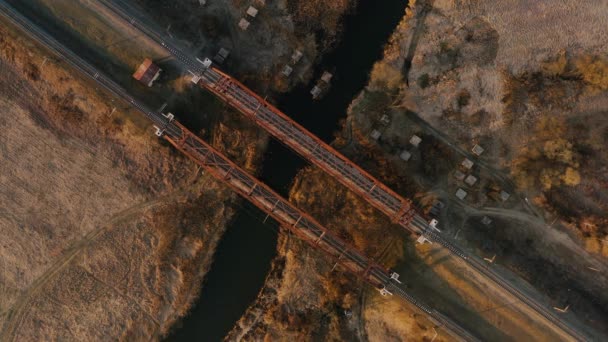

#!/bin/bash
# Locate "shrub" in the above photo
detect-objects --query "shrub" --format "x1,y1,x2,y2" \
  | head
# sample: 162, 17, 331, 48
574, 55, 608, 90
457, 89, 471, 108
417, 73, 430, 89
369, 60, 403, 90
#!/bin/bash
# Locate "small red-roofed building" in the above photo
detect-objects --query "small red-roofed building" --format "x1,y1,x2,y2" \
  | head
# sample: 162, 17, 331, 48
133, 58, 161, 87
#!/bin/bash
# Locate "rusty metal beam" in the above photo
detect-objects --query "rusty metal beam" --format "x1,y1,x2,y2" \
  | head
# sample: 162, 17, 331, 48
198, 66, 422, 234
163, 121, 391, 289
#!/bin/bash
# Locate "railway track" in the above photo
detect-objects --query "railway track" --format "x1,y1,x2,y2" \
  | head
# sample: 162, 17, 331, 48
93, 1, 589, 340
0, 2, 480, 341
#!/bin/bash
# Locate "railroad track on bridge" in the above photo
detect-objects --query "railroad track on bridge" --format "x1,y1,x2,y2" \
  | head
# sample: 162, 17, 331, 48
0, 2, 479, 341
95, 0, 589, 340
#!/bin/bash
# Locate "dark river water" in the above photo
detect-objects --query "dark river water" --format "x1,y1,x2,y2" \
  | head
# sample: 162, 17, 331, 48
167, 0, 408, 340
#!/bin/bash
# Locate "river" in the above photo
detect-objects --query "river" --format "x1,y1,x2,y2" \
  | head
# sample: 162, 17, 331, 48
167, 0, 408, 340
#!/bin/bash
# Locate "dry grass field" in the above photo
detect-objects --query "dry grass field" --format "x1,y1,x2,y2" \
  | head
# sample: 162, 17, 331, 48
0, 12, 265, 340
330, 0, 608, 338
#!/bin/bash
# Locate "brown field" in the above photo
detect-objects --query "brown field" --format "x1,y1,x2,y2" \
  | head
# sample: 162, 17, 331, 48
0, 8, 265, 340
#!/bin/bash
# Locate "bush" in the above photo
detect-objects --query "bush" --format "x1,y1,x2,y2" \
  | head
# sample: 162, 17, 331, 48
369, 60, 403, 90
438, 41, 459, 68
574, 55, 608, 90
417, 73, 430, 89
457, 90, 471, 108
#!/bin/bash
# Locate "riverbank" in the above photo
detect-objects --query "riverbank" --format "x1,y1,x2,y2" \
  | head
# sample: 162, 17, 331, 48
325, 0, 608, 339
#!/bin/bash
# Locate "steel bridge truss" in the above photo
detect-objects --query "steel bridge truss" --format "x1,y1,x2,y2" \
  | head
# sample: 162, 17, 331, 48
195, 61, 479, 265
163, 121, 395, 292
198, 66, 421, 230
159, 122, 482, 339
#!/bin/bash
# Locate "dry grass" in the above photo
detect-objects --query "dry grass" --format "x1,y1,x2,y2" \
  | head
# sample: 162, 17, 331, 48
287, 0, 356, 48
0, 10, 265, 340
25, 0, 167, 71
8, 185, 234, 341
364, 292, 448, 342
411, 245, 569, 341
